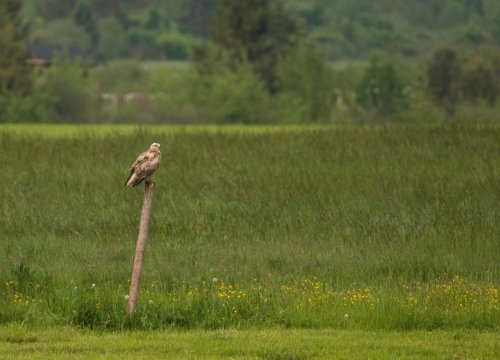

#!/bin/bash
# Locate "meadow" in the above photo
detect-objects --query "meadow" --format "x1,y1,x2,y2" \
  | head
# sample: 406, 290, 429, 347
0, 124, 499, 332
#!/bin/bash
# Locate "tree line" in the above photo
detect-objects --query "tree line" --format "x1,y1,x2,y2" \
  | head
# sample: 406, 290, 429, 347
14, 0, 500, 61
0, 0, 499, 124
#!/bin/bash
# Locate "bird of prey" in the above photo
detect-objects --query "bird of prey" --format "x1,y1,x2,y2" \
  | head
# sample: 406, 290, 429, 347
125, 143, 162, 187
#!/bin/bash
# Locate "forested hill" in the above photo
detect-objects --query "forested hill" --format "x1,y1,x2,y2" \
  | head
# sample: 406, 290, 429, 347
288, 0, 499, 59
20, 0, 500, 61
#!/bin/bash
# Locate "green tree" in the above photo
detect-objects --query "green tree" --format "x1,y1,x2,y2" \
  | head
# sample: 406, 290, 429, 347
461, 55, 497, 105
208, 0, 300, 92
427, 46, 462, 116
356, 58, 406, 116
38, 60, 97, 123
95, 18, 126, 59
0, 0, 32, 94
194, 60, 271, 123
32, 19, 92, 52
465, 0, 484, 17
73, 0, 99, 51
190, 0, 215, 36
146, 9, 162, 30
277, 41, 334, 121
36, 0, 76, 20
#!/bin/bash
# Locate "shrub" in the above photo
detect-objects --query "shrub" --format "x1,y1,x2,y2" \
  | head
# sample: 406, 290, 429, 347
193, 62, 271, 124
31, 19, 92, 53
95, 17, 127, 60
461, 55, 498, 105
37, 59, 98, 123
157, 32, 195, 60
356, 58, 406, 116
126, 27, 159, 59
0, 91, 53, 123
276, 41, 335, 122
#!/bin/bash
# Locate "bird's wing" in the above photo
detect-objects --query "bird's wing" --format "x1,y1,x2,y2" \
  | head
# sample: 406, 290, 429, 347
125, 150, 149, 186
134, 152, 154, 175
129, 150, 149, 172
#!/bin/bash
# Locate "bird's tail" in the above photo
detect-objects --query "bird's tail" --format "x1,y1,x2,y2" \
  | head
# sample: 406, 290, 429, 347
124, 172, 133, 186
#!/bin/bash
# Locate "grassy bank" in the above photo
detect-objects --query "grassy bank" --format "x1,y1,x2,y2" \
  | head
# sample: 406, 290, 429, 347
0, 124, 498, 330
1, 325, 499, 359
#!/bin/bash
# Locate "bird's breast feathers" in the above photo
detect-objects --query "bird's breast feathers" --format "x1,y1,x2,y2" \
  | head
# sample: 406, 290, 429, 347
135, 151, 161, 171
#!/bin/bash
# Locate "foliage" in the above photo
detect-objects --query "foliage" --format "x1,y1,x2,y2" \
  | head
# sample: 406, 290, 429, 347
1, 54, 498, 124
276, 41, 335, 122
356, 58, 407, 116
0, 0, 32, 94
426, 45, 500, 115
72, 0, 98, 51
0, 91, 53, 123
36, 59, 98, 122
93, 60, 147, 93
25, 0, 199, 61
461, 55, 498, 105
207, 0, 300, 92
94, 17, 127, 60
35, 0, 76, 21
7, 1, 499, 126
30, 19, 92, 52
19, 0, 500, 62
193, 61, 271, 124
156, 31, 196, 60
289, 0, 499, 60
427, 46, 462, 116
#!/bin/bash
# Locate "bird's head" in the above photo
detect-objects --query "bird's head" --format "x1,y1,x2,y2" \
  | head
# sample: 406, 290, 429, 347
150, 143, 161, 151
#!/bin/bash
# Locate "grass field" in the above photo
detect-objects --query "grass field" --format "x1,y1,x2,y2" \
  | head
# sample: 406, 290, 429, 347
1, 325, 499, 359
0, 124, 499, 332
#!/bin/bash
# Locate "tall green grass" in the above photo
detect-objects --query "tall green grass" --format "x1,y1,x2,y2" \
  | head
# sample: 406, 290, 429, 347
0, 124, 498, 330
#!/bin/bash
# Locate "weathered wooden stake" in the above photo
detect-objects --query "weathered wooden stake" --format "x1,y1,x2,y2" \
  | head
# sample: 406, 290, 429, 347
127, 181, 155, 315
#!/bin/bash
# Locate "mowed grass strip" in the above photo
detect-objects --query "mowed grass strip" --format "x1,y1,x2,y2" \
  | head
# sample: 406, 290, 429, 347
0, 325, 499, 360
0, 123, 328, 138
0, 124, 499, 330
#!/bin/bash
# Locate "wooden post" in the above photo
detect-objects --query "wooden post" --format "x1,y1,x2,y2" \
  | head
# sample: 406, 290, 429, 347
127, 181, 155, 315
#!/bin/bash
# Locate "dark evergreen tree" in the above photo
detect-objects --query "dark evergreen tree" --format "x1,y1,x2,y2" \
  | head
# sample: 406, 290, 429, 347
464, 0, 484, 17
0, 0, 32, 94
146, 9, 162, 30
186, 0, 215, 37
36, 0, 76, 20
208, 0, 300, 92
427, 46, 462, 116
73, 0, 99, 51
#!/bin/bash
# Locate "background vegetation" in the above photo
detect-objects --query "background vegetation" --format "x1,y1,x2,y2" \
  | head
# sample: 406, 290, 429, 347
18, 0, 500, 61
0, 125, 498, 330
0, 0, 499, 124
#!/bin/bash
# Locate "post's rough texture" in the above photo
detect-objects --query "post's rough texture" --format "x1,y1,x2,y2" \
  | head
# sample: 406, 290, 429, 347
127, 181, 155, 315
